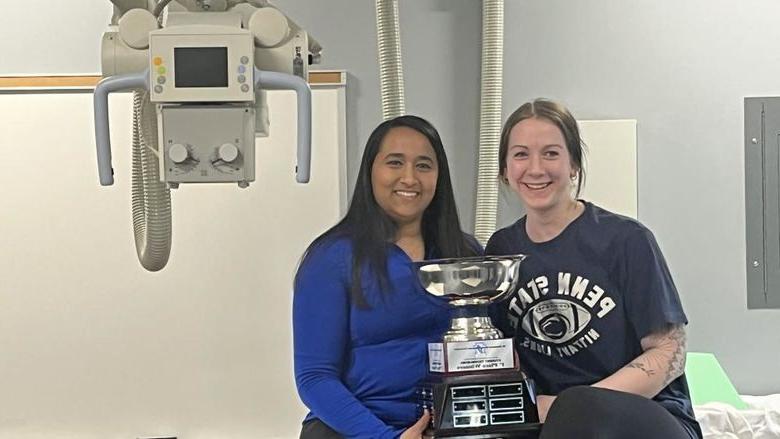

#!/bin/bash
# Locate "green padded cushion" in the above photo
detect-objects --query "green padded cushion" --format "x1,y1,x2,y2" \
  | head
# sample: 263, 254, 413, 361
685, 352, 747, 409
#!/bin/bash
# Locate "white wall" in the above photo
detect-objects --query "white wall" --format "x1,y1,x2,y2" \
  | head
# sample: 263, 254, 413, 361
0, 88, 345, 438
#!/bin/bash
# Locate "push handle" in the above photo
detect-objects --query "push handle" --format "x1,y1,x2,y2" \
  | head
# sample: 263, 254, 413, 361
254, 68, 312, 183
93, 70, 149, 185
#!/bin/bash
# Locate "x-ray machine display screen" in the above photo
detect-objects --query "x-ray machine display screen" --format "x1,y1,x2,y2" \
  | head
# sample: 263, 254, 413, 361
174, 47, 228, 88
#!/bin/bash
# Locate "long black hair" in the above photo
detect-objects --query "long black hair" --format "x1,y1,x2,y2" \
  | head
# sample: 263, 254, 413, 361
297, 115, 478, 308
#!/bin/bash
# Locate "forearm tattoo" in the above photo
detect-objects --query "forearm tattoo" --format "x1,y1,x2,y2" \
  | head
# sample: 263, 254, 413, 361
627, 361, 656, 378
663, 325, 687, 383
637, 324, 687, 384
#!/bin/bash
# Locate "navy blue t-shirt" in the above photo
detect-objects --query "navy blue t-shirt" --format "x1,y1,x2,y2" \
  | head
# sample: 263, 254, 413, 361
486, 202, 702, 438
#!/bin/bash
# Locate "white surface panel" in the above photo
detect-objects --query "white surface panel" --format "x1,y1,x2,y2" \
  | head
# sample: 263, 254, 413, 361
0, 87, 345, 438
579, 120, 638, 218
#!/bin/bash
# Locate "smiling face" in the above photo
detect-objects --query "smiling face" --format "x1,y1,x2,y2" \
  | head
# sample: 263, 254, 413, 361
504, 117, 578, 215
371, 126, 439, 228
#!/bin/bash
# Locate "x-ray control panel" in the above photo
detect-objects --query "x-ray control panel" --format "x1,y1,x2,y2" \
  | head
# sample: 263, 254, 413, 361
149, 25, 254, 103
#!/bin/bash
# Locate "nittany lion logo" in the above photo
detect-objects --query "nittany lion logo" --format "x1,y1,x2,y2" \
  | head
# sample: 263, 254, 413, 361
521, 299, 591, 344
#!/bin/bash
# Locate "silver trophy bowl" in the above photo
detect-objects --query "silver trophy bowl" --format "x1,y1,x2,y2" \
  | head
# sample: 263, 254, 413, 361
414, 255, 526, 342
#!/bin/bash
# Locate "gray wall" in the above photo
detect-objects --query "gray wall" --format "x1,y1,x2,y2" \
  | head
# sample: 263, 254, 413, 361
2, 1, 778, 395
0, 2, 112, 75
273, 0, 482, 230
501, 0, 780, 394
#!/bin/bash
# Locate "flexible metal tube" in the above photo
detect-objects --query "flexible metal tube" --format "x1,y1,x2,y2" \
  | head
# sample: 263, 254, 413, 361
473, 0, 504, 245
375, 0, 405, 120
132, 91, 172, 271
152, 0, 176, 17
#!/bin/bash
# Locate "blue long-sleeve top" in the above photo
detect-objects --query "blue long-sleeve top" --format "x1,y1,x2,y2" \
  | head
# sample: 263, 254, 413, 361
293, 237, 453, 438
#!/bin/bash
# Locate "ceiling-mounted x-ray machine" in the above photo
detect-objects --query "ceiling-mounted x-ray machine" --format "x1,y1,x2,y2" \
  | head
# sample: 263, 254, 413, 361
93, 0, 321, 271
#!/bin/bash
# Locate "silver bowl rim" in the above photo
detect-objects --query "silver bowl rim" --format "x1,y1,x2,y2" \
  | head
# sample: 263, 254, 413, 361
412, 254, 527, 268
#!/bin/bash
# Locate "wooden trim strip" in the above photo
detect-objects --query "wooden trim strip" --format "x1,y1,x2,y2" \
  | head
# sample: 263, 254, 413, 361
0, 76, 100, 88
310, 71, 344, 85
0, 71, 344, 89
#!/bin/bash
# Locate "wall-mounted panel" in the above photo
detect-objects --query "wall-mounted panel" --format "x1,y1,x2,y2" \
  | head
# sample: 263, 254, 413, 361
579, 120, 638, 219
745, 97, 780, 309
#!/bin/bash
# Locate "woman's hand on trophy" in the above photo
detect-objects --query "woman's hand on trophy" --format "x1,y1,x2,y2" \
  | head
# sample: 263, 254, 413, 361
400, 409, 431, 439
536, 394, 556, 423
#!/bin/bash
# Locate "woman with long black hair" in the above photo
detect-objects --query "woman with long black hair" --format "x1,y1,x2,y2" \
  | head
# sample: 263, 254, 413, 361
293, 115, 480, 439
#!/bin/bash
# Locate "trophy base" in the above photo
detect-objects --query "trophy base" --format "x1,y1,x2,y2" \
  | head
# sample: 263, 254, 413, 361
424, 425, 540, 439
418, 369, 541, 439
